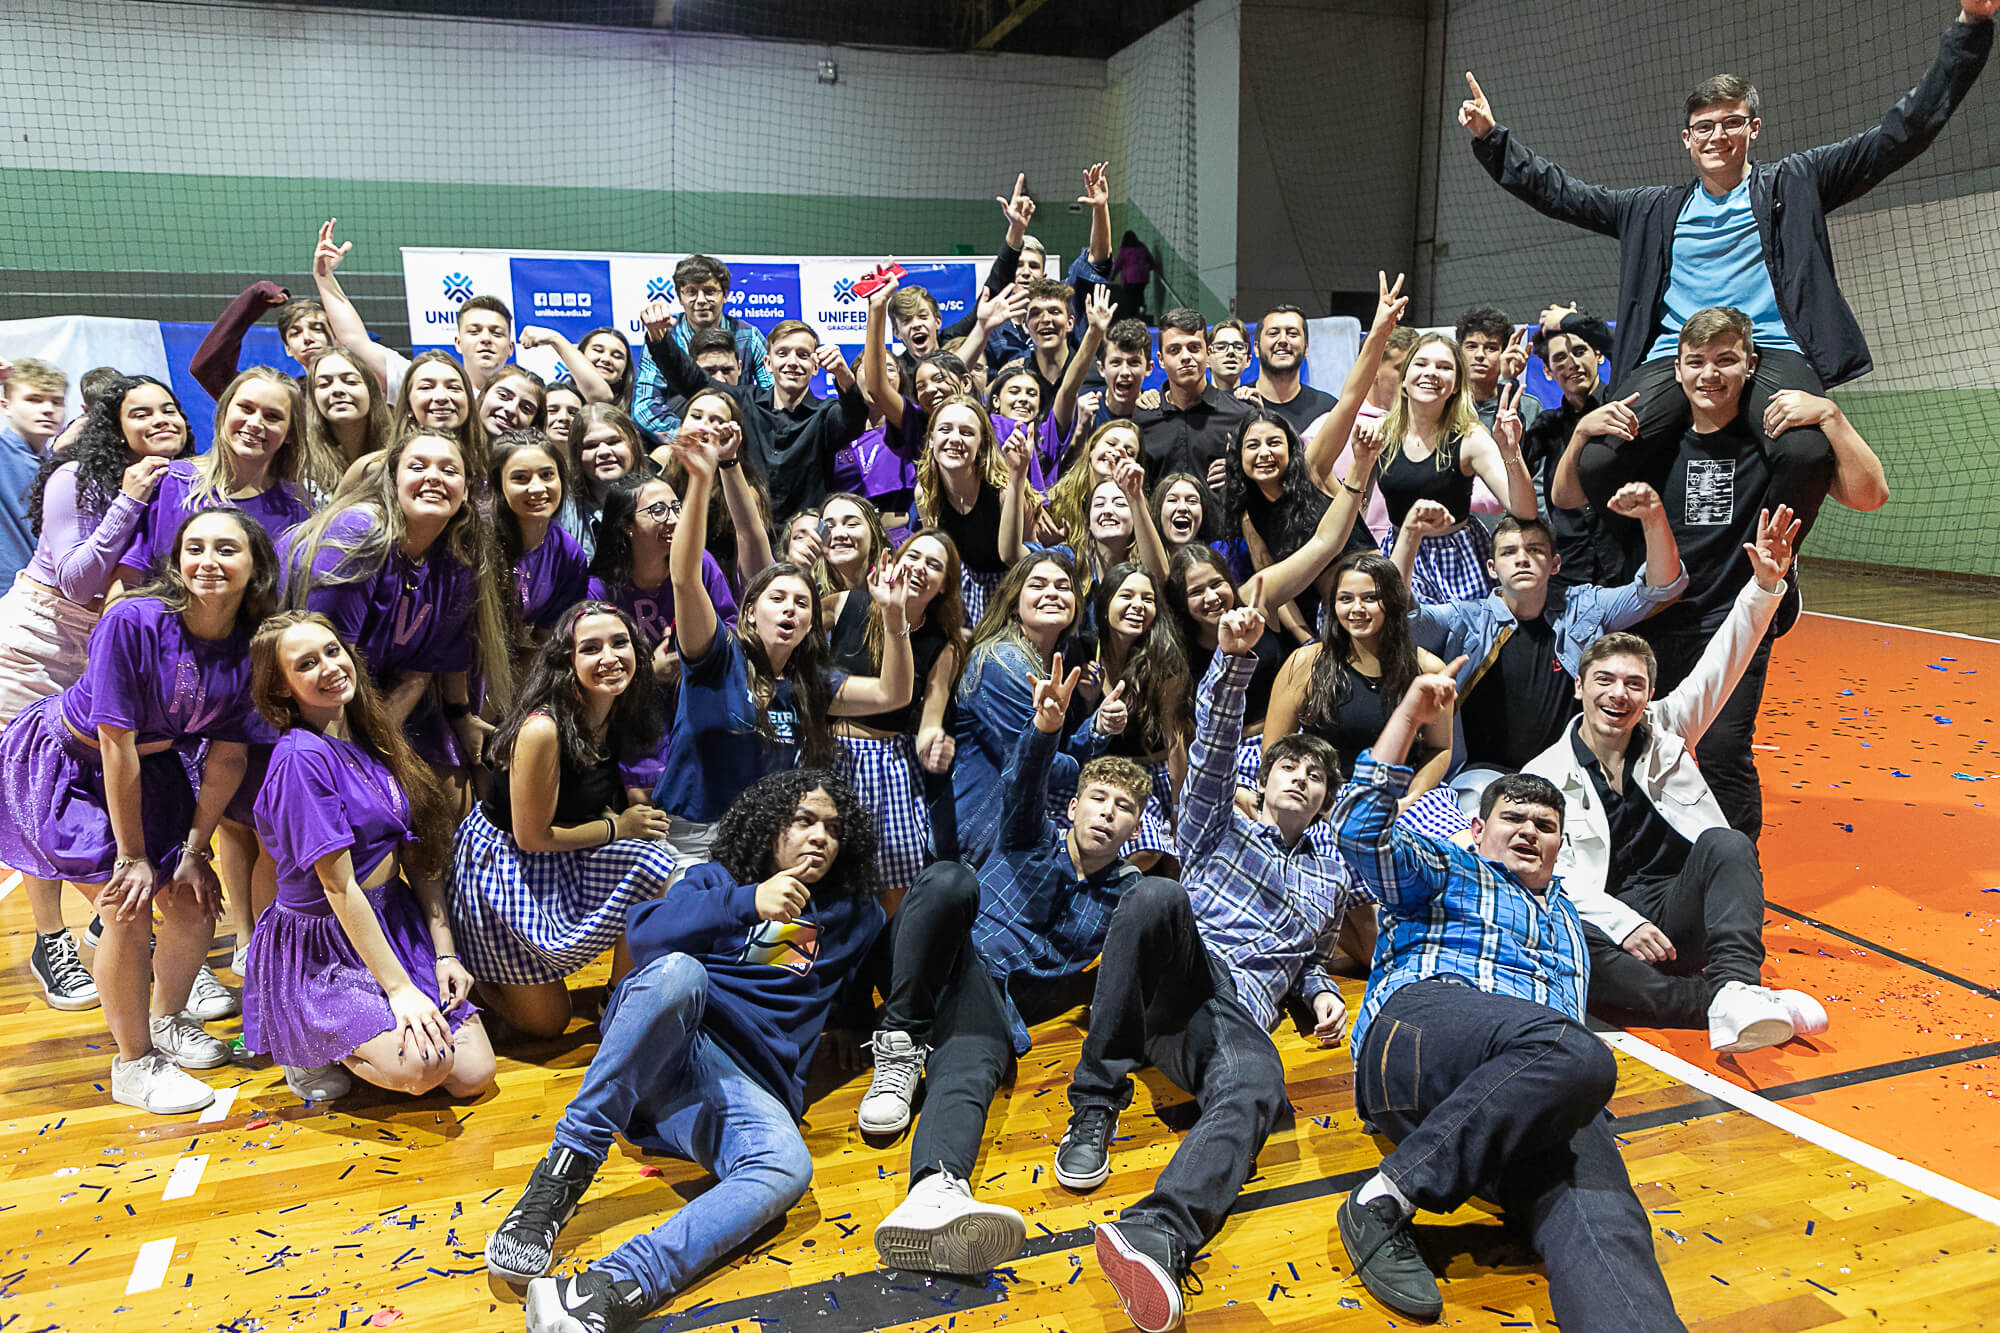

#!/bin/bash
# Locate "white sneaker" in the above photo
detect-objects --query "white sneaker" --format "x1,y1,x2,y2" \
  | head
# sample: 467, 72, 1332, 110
1769, 988, 1829, 1039
111, 1050, 215, 1115
150, 1012, 232, 1070
231, 939, 251, 981
1708, 980, 1794, 1054
857, 1030, 929, 1134
873, 1170, 1026, 1275
284, 1063, 353, 1102
184, 964, 239, 1021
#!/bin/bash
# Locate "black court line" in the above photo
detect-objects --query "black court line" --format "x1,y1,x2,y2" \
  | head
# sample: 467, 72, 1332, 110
637, 1037, 2000, 1332
1766, 903, 2000, 1002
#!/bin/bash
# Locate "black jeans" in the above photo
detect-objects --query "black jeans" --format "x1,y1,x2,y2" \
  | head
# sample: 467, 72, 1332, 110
1578, 347, 1835, 583
1357, 978, 1683, 1333
881, 861, 1092, 1184
1584, 827, 1767, 1029
1643, 626, 1775, 839
1067, 878, 1288, 1251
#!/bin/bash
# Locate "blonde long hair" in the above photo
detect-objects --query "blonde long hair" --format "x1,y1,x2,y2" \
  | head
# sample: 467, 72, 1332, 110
1043, 418, 1139, 549
190, 367, 341, 506
1380, 333, 1482, 471
915, 394, 1012, 529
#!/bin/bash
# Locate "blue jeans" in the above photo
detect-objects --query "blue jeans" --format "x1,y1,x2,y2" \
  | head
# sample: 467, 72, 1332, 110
1357, 978, 1683, 1333
550, 953, 812, 1305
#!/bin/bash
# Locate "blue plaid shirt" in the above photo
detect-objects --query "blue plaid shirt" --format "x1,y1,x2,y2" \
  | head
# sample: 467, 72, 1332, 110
971, 721, 1139, 1054
1180, 652, 1365, 1031
632, 315, 772, 437
1337, 751, 1588, 1055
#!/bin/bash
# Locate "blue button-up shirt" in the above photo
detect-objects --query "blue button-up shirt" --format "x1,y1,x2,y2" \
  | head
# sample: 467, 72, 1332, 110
632, 314, 772, 438
971, 721, 1138, 1054
1410, 564, 1687, 694
1336, 751, 1588, 1054
1179, 652, 1365, 1031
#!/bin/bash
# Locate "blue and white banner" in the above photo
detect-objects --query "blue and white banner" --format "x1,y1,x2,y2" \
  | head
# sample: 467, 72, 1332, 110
402, 247, 997, 393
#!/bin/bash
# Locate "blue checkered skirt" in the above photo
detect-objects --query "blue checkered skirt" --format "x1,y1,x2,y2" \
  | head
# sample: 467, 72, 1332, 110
833, 732, 932, 895
1397, 785, 1473, 841
1118, 759, 1178, 858
449, 803, 679, 985
1379, 521, 1495, 606
961, 569, 1004, 627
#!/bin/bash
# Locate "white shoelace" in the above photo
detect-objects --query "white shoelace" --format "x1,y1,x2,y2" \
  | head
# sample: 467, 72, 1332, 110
865, 1038, 926, 1101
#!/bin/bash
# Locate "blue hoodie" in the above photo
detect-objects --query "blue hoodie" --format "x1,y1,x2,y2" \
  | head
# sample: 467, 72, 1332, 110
620, 862, 885, 1118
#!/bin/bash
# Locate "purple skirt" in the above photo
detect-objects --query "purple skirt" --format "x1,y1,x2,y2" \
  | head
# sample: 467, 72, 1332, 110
0, 695, 192, 882
242, 879, 476, 1068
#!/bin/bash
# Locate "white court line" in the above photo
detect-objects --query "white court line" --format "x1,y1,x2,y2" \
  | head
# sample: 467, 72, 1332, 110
0, 870, 21, 903
197, 1085, 238, 1124
125, 1235, 175, 1293
1603, 1030, 2000, 1228
1802, 609, 2000, 646
160, 1153, 208, 1202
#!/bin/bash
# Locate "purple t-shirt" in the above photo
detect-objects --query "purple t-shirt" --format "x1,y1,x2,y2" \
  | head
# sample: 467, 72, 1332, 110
832, 426, 918, 507
586, 550, 737, 651
59, 596, 270, 748
124, 459, 313, 578
253, 727, 413, 904
515, 524, 590, 633
288, 508, 475, 679
884, 399, 1071, 491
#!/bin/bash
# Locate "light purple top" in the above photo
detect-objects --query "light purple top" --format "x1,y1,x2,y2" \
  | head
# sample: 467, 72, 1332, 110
122, 459, 313, 579
253, 727, 413, 905
58, 596, 271, 748
24, 461, 148, 601
586, 549, 737, 651
288, 509, 475, 679
515, 523, 591, 633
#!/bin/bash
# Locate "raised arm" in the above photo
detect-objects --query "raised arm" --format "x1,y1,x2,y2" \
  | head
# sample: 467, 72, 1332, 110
190, 282, 288, 398
1463, 75, 1632, 237
517, 327, 613, 403
1604, 482, 1684, 586
830, 563, 915, 715
1052, 285, 1112, 439
957, 281, 1028, 378
640, 300, 710, 399
1306, 271, 1406, 486
1656, 506, 1796, 744
1332, 664, 1468, 909
1001, 654, 1081, 851
861, 271, 905, 429
1764, 390, 1890, 512
1259, 427, 1387, 610
666, 426, 723, 661
711, 419, 775, 577
1464, 384, 1539, 518
1389, 500, 1456, 591
1081, 161, 1113, 266
998, 431, 1033, 565
1181, 612, 1259, 861
1115, 457, 1170, 584
310, 219, 401, 395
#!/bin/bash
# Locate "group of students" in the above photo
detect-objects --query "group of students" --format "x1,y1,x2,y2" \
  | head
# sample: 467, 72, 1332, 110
1, 8, 1992, 1328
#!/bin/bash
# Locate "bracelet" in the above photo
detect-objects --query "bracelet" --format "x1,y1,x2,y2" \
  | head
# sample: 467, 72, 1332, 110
719, 457, 741, 470
181, 839, 214, 865
604, 816, 618, 846
1340, 479, 1365, 495
113, 854, 145, 870
442, 700, 472, 720
434, 953, 459, 963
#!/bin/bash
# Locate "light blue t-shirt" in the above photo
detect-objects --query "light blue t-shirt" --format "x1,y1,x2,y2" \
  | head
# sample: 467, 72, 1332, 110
0, 424, 43, 589
1646, 178, 1801, 362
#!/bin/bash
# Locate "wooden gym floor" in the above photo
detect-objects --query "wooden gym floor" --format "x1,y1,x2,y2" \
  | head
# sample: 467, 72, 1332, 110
2, 561, 1998, 1331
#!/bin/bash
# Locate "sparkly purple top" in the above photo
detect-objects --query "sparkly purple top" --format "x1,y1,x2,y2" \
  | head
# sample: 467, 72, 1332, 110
253, 727, 414, 903
59, 596, 270, 748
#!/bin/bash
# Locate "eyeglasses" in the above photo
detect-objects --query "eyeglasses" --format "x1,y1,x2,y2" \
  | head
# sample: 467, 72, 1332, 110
1687, 114, 1752, 141
639, 500, 683, 522
1211, 342, 1248, 356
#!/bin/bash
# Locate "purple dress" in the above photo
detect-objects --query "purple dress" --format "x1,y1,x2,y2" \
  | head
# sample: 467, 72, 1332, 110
288, 509, 477, 766
122, 460, 313, 578
243, 727, 475, 1066
0, 598, 266, 881
514, 524, 591, 634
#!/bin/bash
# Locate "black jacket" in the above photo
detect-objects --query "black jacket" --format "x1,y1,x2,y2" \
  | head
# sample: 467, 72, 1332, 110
1473, 18, 1992, 389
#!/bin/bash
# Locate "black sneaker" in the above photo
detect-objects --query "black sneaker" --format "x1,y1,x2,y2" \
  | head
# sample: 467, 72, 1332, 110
83, 916, 104, 949
487, 1146, 599, 1282
1094, 1219, 1197, 1332
30, 930, 99, 1011
524, 1268, 649, 1333
1337, 1186, 1442, 1321
1053, 1103, 1118, 1190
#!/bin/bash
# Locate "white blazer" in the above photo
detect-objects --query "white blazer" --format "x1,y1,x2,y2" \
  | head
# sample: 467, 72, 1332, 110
1522, 578, 1784, 944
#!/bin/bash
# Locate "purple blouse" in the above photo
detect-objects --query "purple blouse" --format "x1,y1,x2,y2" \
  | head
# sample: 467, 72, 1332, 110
587, 550, 737, 651
253, 727, 413, 905
58, 596, 270, 748
289, 508, 476, 678
122, 460, 313, 579
24, 461, 147, 602
515, 523, 591, 633
832, 426, 917, 506
884, 399, 1072, 491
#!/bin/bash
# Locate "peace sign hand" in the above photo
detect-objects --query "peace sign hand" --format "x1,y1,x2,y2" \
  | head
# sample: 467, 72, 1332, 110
1493, 381, 1526, 461
313, 218, 352, 280
1028, 652, 1084, 734
1498, 325, 1533, 382
1373, 271, 1409, 334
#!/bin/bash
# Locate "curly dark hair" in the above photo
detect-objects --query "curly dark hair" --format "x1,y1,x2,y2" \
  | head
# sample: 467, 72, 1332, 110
485, 601, 662, 770
709, 767, 879, 904
30, 374, 193, 538
1302, 552, 1421, 733
1221, 407, 1329, 559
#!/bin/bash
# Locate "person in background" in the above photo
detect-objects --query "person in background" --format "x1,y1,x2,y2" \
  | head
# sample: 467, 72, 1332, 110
487, 770, 884, 1333
300, 346, 397, 484
489, 430, 591, 642
631, 254, 773, 440
1519, 304, 1618, 583
245, 611, 497, 1104
1133, 310, 1252, 488
1111, 230, 1156, 325
556, 403, 648, 562
1, 358, 69, 588
1456, 306, 1542, 440
1205, 320, 1251, 395
1250, 306, 1336, 437
189, 283, 331, 396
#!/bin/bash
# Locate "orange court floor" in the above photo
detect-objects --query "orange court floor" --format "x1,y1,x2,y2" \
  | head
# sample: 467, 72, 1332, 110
1, 565, 1998, 1332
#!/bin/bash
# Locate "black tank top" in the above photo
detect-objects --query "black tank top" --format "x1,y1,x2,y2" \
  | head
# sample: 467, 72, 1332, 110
481, 740, 627, 833
935, 479, 1007, 574
1301, 656, 1385, 782
1379, 433, 1474, 527
827, 589, 951, 733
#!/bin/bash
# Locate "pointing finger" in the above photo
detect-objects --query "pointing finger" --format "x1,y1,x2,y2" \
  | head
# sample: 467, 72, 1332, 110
1465, 72, 1485, 101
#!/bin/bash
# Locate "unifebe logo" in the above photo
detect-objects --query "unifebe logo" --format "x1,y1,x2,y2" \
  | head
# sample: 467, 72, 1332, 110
645, 276, 675, 304
832, 276, 859, 305
442, 272, 474, 303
